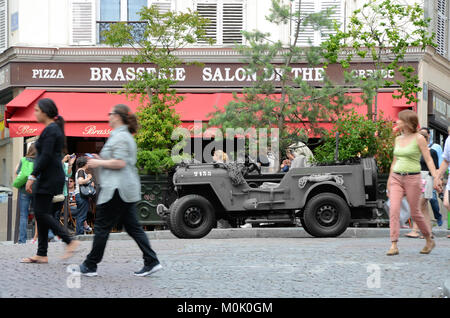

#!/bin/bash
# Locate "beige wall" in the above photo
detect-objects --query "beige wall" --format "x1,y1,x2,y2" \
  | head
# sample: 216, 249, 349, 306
0, 197, 18, 241
417, 48, 450, 129
0, 136, 22, 241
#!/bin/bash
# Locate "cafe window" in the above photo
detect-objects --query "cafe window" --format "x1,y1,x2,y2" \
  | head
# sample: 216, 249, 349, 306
292, 0, 343, 47
195, 0, 245, 46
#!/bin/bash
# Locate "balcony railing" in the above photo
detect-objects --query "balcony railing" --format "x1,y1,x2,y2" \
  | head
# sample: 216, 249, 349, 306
97, 21, 147, 44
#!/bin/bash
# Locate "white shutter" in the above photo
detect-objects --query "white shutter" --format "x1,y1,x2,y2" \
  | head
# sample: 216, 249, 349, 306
293, 0, 316, 46
196, 1, 218, 44
149, 0, 173, 14
222, 2, 243, 44
69, 0, 96, 45
0, 0, 7, 53
149, 0, 174, 44
436, 0, 448, 57
320, 0, 342, 42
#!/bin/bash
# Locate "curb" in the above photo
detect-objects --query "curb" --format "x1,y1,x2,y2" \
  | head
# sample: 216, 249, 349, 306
444, 279, 450, 298
73, 227, 450, 241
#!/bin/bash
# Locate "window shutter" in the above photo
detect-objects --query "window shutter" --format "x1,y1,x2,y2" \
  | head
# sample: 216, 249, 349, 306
436, 0, 448, 57
149, 0, 174, 44
293, 0, 316, 46
320, 0, 342, 41
149, 0, 173, 14
0, 0, 7, 53
69, 0, 96, 45
222, 2, 243, 44
196, 2, 218, 44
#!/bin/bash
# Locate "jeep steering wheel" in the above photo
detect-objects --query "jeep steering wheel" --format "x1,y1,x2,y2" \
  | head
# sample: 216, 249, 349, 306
243, 162, 261, 176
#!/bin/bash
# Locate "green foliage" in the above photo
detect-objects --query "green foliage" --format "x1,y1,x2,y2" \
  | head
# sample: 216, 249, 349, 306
102, 5, 212, 174
313, 111, 397, 173
208, 0, 353, 159
322, 0, 435, 120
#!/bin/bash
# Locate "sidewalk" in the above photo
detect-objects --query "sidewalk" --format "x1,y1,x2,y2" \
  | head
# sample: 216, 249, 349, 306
73, 227, 450, 241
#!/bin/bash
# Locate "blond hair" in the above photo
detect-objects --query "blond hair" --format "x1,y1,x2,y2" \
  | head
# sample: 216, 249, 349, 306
213, 150, 228, 163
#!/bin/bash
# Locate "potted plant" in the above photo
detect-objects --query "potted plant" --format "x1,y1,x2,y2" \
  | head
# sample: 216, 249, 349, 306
313, 110, 397, 202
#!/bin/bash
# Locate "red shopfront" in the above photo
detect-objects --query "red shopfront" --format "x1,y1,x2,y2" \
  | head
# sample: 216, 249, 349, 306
3, 61, 418, 155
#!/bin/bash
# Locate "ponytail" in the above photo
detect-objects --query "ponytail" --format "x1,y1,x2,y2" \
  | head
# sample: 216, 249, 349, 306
54, 115, 65, 136
55, 115, 68, 152
126, 113, 138, 134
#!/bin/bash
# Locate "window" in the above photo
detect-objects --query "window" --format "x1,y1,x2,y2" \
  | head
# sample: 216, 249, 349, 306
97, 0, 161, 44
292, 0, 342, 47
436, 0, 448, 57
196, 0, 244, 46
128, 0, 147, 20
70, 0, 96, 45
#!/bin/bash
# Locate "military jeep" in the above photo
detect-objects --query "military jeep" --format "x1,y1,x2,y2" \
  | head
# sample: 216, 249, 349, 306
157, 157, 384, 238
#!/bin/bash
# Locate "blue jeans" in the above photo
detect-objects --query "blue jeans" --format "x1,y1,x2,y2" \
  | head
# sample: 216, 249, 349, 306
75, 193, 89, 235
18, 190, 33, 244
429, 190, 442, 221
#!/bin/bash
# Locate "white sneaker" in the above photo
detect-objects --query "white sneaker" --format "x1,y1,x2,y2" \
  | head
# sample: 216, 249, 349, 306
240, 223, 252, 228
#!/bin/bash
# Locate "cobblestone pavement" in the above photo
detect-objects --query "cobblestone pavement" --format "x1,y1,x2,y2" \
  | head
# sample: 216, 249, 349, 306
0, 236, 449, 298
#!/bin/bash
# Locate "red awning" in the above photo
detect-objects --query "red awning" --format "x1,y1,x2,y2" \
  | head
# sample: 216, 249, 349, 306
6, 89, 415, 138
6, 91, 235, 137
6, 89, 46, 107
4, 89, 46, 128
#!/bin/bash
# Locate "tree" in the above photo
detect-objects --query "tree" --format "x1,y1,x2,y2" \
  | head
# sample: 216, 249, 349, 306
208, 0, 354, 166
323, 0, 435, 121
102, 5, 213, 174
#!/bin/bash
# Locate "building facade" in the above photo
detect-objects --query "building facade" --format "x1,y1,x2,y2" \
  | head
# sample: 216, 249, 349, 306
0, 0, 449, 191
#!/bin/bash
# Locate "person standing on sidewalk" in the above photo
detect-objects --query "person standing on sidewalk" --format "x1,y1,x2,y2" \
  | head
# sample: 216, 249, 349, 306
74, 157, 94, 235
13, 143, 36, 244
386, 110, 437, 256
77, 104, 161, 277
21, 98, 79, 263
433, 133, 450, 239
421, 127, 444, 227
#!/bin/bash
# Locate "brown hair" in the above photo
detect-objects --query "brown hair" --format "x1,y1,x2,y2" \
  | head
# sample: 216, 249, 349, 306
418, 129, 429, 142
398, 110, 419, 134
113, 104, 139, 134
26, 143, 37, 158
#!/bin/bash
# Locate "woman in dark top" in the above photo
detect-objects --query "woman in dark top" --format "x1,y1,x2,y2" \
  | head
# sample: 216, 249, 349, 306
405, 129, 439, 239
21, 98, 79, 264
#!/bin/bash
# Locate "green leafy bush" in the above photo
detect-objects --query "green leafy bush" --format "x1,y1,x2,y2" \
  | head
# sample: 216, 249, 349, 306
313, 111, 396, 174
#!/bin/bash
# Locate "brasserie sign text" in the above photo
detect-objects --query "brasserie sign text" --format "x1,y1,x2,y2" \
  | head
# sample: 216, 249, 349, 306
8, 62, 413, 88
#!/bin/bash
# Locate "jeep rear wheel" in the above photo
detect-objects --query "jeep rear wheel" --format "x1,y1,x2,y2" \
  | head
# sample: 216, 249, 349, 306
169, 194, 216, 239
303, 193, 350, 237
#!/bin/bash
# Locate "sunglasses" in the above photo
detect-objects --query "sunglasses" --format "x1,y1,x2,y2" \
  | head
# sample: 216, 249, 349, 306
108, 112, 118, 116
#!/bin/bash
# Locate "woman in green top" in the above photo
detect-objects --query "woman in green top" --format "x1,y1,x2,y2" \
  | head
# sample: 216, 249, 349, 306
386, 110, 437, 256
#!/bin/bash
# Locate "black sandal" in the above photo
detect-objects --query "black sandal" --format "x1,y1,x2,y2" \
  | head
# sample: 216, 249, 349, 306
405, 230, 420, 238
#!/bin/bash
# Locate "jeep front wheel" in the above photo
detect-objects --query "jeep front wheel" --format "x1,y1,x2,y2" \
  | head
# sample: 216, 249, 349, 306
169, 194, 216, 239
303, 193, 350, 237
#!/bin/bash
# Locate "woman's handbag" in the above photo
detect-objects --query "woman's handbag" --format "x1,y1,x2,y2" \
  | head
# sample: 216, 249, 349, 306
80, 180, 96, 199
12, 157, 34, 188
52, 194, 65, 203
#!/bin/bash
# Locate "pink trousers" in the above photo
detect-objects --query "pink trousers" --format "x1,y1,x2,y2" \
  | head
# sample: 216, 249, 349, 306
388, 173, 431, 242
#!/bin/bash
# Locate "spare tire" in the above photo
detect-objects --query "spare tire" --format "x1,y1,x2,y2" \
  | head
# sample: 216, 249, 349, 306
169, 194, 216, 239
303, 192, 350, 237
